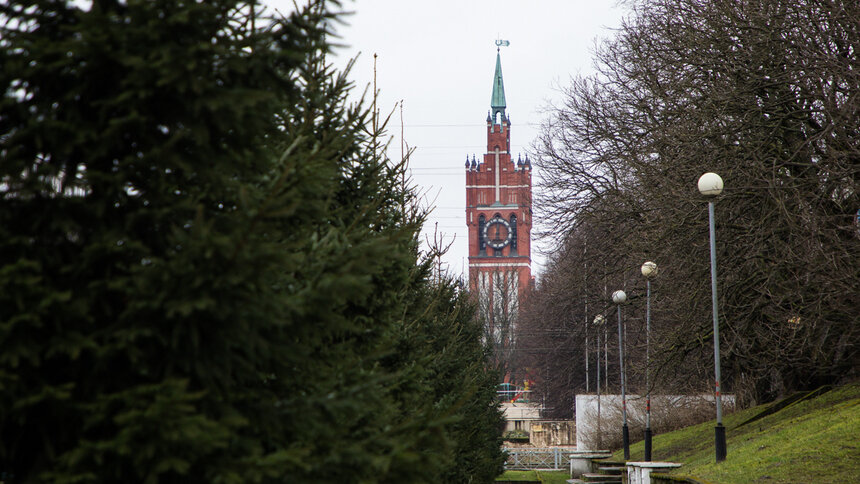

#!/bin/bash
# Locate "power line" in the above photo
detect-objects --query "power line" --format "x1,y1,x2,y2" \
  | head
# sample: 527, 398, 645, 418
409, 167, 472, 171
398, 122, 543, 128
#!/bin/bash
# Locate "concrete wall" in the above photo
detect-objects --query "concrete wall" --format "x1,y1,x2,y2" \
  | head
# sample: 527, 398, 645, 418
575, 394, 736, 450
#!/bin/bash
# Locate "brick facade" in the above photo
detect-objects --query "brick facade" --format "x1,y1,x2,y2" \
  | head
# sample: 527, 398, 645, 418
465, 53, 533, 324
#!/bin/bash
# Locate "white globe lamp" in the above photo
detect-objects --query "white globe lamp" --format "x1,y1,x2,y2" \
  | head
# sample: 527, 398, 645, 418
641, 261, 658, 278
698, 172, 724, 196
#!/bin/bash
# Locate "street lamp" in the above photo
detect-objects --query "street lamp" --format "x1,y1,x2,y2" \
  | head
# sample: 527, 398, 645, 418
612, 289, 629, 460
698, 172, 727, 463
604, 309, 609, 391
641, 261, 658, 461
594, 314, 606, 450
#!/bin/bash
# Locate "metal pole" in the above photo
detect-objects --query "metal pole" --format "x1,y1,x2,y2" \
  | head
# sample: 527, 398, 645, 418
597, 326, 602, 449
604, 325, 609, 390
604, 263, 609, 391
585, 329, 589, 393
624, 319, 628, 387
585, 247, 589, 394
645, 279, 652, 461
617, 305, 629, 460
709, 200, 727, 462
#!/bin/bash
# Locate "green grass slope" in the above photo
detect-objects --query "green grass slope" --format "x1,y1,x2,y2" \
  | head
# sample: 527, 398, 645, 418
612, 384, 860, 483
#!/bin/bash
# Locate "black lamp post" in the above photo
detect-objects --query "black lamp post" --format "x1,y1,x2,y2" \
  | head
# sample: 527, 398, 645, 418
612, 289, 629, 460
594, 314, 605, 450
698, 172, 727, 463
641, 261, 658, 461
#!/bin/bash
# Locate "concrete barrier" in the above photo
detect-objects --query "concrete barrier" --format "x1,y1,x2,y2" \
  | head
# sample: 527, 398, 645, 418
626, 462, 682, 484
568, 451, 612, 477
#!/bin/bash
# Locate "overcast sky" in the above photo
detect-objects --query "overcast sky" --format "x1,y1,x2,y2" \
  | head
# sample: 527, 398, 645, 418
269, 0, 630, 280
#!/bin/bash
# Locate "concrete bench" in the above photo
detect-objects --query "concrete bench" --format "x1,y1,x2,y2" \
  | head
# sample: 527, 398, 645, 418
625, 462, 683, 484
568, 451, 612, 477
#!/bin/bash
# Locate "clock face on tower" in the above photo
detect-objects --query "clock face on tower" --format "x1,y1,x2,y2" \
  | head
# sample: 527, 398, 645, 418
483, 216, 512, 249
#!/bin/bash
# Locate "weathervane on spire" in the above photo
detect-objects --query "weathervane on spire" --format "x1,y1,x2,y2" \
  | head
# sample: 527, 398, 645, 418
491, 39, 508, 120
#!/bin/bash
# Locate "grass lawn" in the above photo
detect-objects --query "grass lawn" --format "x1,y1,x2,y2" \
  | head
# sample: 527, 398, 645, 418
496, 470, 539, 481
611, 384, 860, 483
495, 470, 569, 483
534, 470, 573, 484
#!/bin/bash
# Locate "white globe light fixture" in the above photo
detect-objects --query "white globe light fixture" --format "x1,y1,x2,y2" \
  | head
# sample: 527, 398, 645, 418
641, 261, 658, 278
641, 261, 658, 461
698, 172, 727, 462
612, 288, 629, 458
698, 172, 724, 196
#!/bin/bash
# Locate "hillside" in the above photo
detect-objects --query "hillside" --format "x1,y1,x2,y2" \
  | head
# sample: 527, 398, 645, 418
612, 384, 860, 483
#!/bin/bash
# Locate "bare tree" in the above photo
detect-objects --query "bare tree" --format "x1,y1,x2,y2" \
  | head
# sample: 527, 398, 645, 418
475, 268, 526, 384
527, 0, 860, 406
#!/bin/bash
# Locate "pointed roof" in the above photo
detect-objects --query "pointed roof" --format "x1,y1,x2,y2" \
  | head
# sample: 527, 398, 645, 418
490, 50, 506, 121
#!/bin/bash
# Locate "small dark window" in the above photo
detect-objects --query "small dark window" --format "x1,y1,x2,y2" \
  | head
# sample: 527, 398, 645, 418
510, 214, 518, 251
478, 214, 486, 253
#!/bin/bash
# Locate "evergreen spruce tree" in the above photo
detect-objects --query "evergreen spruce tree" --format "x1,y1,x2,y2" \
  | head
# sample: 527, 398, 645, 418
0, 1, 328, 480
398, 274, 506, 483
0, 1, 503, 482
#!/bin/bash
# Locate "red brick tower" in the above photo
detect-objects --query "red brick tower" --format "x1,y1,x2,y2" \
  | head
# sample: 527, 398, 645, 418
466, 46, 532, 348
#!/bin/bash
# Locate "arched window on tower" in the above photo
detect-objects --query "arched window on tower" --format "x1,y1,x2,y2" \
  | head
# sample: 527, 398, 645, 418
491, 212, 503, 257
478, 214, 486, 254
509, 214, 518, 253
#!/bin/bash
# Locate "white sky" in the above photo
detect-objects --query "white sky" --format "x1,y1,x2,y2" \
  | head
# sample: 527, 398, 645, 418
269, 0, 629, 280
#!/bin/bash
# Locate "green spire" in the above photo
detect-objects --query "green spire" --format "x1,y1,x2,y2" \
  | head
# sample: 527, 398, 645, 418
490, 50, 506, 121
